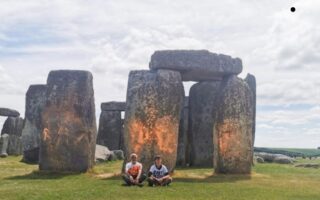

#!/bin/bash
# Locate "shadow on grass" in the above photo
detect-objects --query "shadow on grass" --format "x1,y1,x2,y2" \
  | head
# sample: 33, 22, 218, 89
5, 170, 82, 180
174, 174, 251, 183
100, 172, 251, 184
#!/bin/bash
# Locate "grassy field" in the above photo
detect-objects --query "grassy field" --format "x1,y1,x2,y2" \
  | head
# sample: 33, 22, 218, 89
0, 156, 320, 200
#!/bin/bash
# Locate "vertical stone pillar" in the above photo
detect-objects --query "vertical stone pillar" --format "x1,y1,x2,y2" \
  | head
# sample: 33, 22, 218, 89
0, 134, 9, 157
21, 84, 46, 163
1, 117, 24, 155
188, 81, 221, 167
124, 70, 184, 172
97, 102, 125, 150
176, 97, 189, 166
245, 73, 256, 161
40, 70, 97, 172
213, 75, 254, 174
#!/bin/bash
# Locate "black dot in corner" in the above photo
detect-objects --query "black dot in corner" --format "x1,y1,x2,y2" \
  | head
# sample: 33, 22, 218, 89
291, 7, 296, 12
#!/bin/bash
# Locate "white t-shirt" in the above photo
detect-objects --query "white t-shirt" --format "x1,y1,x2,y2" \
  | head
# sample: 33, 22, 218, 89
149, 164, 169, 178
125, 162, 142, 178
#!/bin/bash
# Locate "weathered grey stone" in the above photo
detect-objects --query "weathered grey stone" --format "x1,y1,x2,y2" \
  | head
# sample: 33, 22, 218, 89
255, 152, 295, 164
101, 102, 126, 111
213, 75, 254, 174
0, 108, 20, 117
7, 135, 22, 155
255, 156, 264, 163
149, 50, 242, 81
245, 73, 256, 163
0, 134, 9, 157
95, 144, 112, 162
274, 156, 293, 164
124, 70, 184, 173
108, 151, 117, 161
40, 70, 97, 172
176, 97, 189, 166
22, 147, 39, 163
97, 110, 122, 150
113, 150, 124, 160
189, 81, 221, 167
1, 117, 24, 136
21, 85, 46, 162
1, 117, 23, 155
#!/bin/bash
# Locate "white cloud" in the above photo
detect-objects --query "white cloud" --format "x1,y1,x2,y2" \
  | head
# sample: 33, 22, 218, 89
0, 0, 319, 148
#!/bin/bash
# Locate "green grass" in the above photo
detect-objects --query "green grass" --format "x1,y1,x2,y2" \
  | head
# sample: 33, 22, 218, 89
0, 156, 320, 200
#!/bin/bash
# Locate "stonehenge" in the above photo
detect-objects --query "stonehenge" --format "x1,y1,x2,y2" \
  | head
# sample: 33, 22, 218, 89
1, 116, 24, 155
0, 49, 256, 175
39, 70, 97, 172
176, 97, 189, 166
123, 70, 184, 173
0, 134, 9, 157
0, 108, 20, 117
97, 102, 125, 150
150, 50, 242, 81
188, 81, 221, 167
213, 75, 254, 174
21, 84, 46, 163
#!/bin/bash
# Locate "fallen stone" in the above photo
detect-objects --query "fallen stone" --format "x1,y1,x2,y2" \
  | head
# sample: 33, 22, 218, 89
213, 75, 254, 174
40, 70, 97, 172
149, 50, 242, 81
0, 134, 9, 157
21, 85, 46, 160
255, 156, 264, 163
255, 152, 295, 164
0, 108, 20, 117
101, 102, 126, 111
124, 69, 184, 173
112, 150, 124, 160
95, 144, 112, 162
189, 81, 221, 167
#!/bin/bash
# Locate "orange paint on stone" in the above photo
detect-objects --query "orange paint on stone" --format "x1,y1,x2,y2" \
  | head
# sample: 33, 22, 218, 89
154, 115, 178, 154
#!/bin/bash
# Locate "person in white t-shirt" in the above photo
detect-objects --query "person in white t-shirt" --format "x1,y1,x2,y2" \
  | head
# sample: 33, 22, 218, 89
122, 153, 146, 186
147, 155, 173, 186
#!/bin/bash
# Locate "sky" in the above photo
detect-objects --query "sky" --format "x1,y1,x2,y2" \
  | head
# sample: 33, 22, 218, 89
0, 0, 319, 148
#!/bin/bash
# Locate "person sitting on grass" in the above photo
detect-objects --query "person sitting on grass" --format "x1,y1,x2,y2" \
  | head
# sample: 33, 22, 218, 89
147, 155, 173, 187
122, 153, 146, 187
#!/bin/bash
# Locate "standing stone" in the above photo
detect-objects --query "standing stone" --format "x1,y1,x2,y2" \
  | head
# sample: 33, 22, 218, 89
1, 117, 24, 155
188, 81, 221, 167
7, 135, 23, 155
1, 117, 24, 136
213, 75, 254, 174
0, 134, 9, 157
0, 108, 20, 117
101, 102, 126, 111
149, 50, 242, 81
97, 108, 122, 150
124, 70, 184, 173
245, 73, 256, 163
21, 85, 46, 163
40, 70, 97, 172
176, 97, 189, 166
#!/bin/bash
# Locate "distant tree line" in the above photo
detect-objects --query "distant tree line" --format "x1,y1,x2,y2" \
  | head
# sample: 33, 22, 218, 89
254, 147, 320, 158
